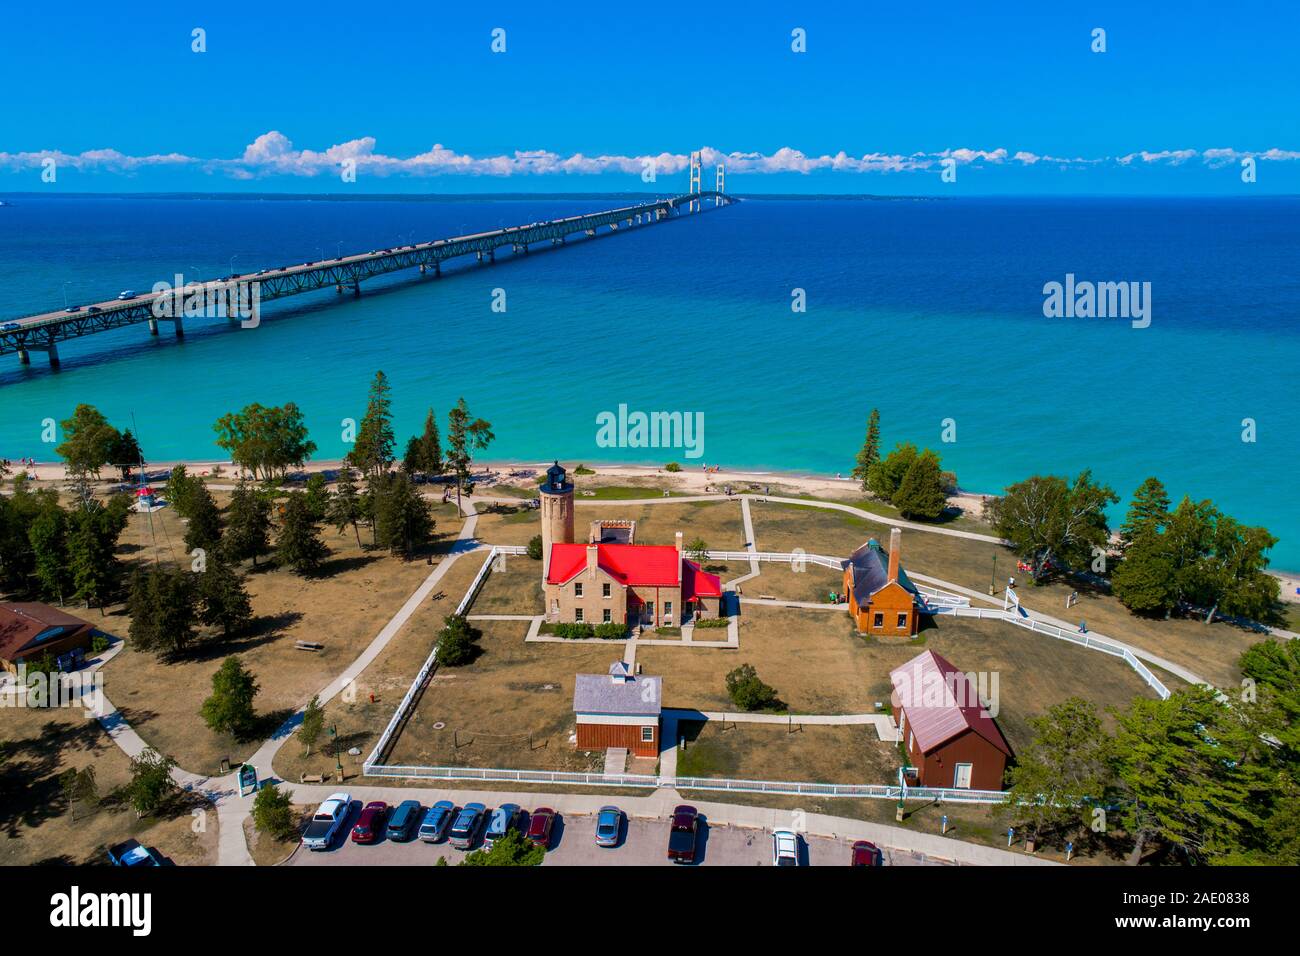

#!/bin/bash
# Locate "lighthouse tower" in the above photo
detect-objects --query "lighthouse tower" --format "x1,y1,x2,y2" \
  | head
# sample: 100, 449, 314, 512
539, 461, 575, 579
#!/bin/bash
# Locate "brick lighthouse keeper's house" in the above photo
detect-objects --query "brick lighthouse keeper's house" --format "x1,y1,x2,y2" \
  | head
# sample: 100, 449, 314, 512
539, 462, 722, 628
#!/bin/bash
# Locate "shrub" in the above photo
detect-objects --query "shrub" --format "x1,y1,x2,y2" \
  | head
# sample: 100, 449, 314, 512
594, 622, 627, 639
251, 782, 297, 840
725, 663, 781, 712
664, 462, 682, 473
526, 534, 543, 560
90, 634, 110, 653
693, 616, 730, 629
573, 464, 595, 476
553, 622, 595, 639
436, 614, 482, 666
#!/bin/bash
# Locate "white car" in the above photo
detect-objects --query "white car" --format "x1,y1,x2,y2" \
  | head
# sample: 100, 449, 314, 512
301, 792, 352, 851
772, 829, 799, 867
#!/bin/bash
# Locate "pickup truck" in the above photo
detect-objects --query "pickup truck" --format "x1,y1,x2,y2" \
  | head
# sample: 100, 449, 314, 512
301, 792, 351, 851
772, 829, 799, 866
666, 805, 700, 864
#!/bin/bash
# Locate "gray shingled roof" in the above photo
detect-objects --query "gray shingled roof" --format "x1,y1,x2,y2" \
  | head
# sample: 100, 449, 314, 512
573, 672, 662, 716
846, 539, 920, 607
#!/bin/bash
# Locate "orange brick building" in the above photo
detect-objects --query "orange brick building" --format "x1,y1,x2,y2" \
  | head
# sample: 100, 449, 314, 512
843, 527, 924, 637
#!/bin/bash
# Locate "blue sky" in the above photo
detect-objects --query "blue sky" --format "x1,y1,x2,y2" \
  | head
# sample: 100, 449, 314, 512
2, 0, 1297, 194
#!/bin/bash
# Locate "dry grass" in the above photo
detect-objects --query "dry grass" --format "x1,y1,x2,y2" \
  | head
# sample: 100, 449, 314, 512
641, 607, 1154, 755
746, 563, 845, 603
70, 496, 460, 775
675, 721, 895, 784
0, 705, 218, 866
243, 805, 311, 866
749, 500, 1270, 690
383, 620, 626, 773
470, 561, 544, 615
472, 499, 748, 552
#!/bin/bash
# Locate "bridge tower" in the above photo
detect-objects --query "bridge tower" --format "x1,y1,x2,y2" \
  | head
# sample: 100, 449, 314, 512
715, 163, 725, 204
688, 151, 702, 212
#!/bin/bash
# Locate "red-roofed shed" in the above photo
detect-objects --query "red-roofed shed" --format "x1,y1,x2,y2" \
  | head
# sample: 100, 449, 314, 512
889, 649, 1012, 791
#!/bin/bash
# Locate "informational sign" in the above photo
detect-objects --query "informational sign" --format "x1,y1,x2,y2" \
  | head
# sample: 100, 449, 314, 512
237, 763, 258, 797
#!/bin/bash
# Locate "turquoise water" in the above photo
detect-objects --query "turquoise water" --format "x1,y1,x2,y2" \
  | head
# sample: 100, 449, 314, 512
1, 195, 1297, 568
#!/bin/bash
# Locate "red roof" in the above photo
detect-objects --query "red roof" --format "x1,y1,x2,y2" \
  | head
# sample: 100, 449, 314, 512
547, 544, 722, 602
889, 649, 1012, 757
0, 602, 95, 663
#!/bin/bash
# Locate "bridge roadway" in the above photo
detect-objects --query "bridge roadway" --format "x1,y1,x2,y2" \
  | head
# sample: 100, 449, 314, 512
1, 191, 732, 366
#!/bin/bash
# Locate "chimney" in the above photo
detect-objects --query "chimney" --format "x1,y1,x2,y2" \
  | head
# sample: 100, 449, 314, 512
888, 527, 901, 583
586, 543, 599, 579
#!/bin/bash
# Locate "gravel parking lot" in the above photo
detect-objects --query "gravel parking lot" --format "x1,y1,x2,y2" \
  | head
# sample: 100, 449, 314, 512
287, 805, 950, 866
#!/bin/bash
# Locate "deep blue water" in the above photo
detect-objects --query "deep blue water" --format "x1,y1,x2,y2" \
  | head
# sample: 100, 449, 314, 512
1, 194, 1297, 568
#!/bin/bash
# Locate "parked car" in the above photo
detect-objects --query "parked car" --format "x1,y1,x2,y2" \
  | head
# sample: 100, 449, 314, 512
350, 801, 388, 844
107, 839, 162, 866
449, 802, 486, 850
301, 792, 351, 850
387, 800, 422, 842
419, 800, 456, 843
526, 807, 557, 849
484, 803, 522, 849
116, 290, 137, 300
667, 805, 700, 864
772, 829, 799, 867
595, 806, 622, 847
851, 840, 883, 867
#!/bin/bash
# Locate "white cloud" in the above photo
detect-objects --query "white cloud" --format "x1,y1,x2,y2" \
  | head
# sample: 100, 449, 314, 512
1, 134, 1296, 179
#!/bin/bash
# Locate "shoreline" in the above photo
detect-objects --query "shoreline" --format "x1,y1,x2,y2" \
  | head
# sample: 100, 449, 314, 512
9, 455, 1300, 592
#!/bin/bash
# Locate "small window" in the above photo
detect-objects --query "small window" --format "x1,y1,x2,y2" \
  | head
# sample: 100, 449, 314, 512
574, 608, 584, 623
664, 601, 673, 617
602, 583, 611, 598
641, 726, 655, 742
602, 609, 611, 623
574, 582, 583, 598
897, 612, 908, 629
872, 612, 884, 628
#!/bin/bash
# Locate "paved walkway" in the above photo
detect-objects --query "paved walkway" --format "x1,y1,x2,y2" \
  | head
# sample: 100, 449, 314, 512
664, 707, 900, 741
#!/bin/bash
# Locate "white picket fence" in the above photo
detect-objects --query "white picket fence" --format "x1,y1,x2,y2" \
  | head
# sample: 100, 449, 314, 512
363, 545, 523, 772
937, 606, 1170, 699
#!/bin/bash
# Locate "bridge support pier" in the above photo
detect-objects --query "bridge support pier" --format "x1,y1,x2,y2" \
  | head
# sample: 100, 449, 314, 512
336, 283, 344, 294
46, 343, 59, 367
434, 261, 441, 277
350, 281, 360, 296
419, 264, 426, 274
148, 318, 159, 335
18, 348, 29, 365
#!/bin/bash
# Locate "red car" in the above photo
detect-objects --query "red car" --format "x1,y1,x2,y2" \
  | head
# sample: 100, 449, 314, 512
851, 840, 883, 866
351, 801, 388, 844
667, 805, 700, 864
527, 808, 557, 849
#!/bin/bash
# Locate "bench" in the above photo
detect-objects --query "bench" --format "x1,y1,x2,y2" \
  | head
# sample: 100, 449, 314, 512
299, 773, 326, 784
294, 640, 324, 652
758, 594, 777, 601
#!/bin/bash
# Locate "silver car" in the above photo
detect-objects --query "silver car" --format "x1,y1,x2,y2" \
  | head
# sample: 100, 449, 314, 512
595, 806, 622, 847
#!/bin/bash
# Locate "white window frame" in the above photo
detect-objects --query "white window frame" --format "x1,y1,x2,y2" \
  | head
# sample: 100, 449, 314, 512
574, 582, 584, 598
574, 608, 584, 623
602, 582, 611, 598
640, 726, 655, 742
953, 762, 973, 789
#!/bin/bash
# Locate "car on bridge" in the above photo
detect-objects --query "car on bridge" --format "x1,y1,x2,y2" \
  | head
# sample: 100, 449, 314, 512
116, 290, 137, 300
1, 322, 19, 331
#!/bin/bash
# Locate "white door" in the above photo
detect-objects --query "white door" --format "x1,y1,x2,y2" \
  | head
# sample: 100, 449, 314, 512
953, 763, 973, 789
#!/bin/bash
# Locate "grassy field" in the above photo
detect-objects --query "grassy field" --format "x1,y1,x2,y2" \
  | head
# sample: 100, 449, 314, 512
675, 720, 895, 784
472, 498, 748, 553
745, 562, 845, 603
383, 620, 626, 773
641, 607, 1153, 755
74, 496, 460, 775
242, 805, 312, 866
749, 499, 1271, 690
469, 560, 544, 615
0, 705, 218, 866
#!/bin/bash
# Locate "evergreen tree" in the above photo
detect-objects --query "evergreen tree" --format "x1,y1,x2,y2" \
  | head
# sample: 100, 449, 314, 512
1003, 698, 1112, 846
984, 471, 1118, 581
251, 782, 297, 840
865, 442, 918, 503
276, 493, 329, 574
892, 450, 948, 520
435, 615, 482, 666
108, 429, 144, 483
127, 566, 198, 658
222, 479, 273, 567
445, 397, 494, 513
1118, 477, 1171, 552
197, 558, 253, 640
302, 473, 330, 521
725, 663, 781, 711
183, 484, 223, 555
1111, 687, 1269, 864
1192, 517, 1279, 623
1111, 535, 1177, 615
348, 370, 396, 478
67, 503, 122, 612
373, 472, 435, 559
851, 408, 881, 492
164, 465, 201, 518
27, 500, 70, 604
326, 467, 364, 548
200, 656, 260, 739
402, 407, 443, 479
460, 828, 544, 866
